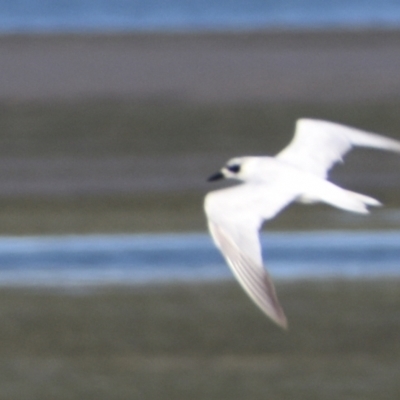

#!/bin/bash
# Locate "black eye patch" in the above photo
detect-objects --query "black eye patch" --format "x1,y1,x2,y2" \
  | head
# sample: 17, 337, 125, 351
227, 164, 240, 173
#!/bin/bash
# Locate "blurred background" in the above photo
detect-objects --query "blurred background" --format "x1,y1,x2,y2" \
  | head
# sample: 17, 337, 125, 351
0, 1, 399, 399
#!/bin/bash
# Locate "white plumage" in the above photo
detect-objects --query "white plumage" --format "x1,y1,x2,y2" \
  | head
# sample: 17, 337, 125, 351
204, 119, 400, 328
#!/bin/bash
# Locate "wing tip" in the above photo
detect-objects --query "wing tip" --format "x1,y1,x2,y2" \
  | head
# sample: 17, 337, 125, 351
277, 315, 289, 330
268, 307, 288, 330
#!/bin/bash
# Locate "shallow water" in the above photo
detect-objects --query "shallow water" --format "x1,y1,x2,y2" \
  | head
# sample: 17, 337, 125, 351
1, 0, 400, 32
0, 231, 399, 286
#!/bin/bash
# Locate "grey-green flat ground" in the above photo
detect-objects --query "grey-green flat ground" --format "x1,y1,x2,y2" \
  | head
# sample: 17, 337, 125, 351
1, 100, 400, 233
1, 30, 400, 233
0, 280, 398, 400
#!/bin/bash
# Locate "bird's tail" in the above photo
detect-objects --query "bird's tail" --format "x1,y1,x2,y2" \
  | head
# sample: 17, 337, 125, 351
346, 190, 382, 209
305, 180, 382, 214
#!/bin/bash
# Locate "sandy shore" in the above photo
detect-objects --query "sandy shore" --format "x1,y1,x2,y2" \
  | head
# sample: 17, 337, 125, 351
1, 29, 400, 103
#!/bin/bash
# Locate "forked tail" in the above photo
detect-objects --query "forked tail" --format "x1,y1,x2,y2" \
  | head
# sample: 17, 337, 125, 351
306, 179, 382, 214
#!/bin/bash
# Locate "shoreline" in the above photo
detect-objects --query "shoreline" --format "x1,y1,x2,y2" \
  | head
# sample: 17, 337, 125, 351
2, 27, 400, 42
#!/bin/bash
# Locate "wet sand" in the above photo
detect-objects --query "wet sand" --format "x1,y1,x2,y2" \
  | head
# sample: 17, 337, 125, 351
1, 30, 400, 103
0, 280, 398, 399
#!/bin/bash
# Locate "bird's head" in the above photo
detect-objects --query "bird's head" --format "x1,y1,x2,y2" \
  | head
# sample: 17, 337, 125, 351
207, 157, 256, 182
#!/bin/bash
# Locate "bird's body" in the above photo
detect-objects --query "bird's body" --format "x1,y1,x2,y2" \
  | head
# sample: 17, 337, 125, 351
204, 119, 400, 328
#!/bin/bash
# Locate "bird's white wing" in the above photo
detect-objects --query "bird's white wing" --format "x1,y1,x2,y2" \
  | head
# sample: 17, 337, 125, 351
276, 118, 400, 178
204, 183, 299, 328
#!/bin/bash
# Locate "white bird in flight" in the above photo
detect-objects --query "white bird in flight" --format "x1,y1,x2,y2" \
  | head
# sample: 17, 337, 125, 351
204, 118, 400, 329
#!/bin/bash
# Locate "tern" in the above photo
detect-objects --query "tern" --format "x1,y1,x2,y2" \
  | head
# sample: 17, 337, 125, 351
204, 118, 400, 329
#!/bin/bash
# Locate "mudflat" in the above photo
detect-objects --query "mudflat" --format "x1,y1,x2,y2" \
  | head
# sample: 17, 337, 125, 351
0, 280, 398, 399
1, 30, 400, 233
1, 30, 400, 103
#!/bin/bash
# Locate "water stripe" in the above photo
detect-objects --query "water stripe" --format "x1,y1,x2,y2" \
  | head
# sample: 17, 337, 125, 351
0, 231, 397, 286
